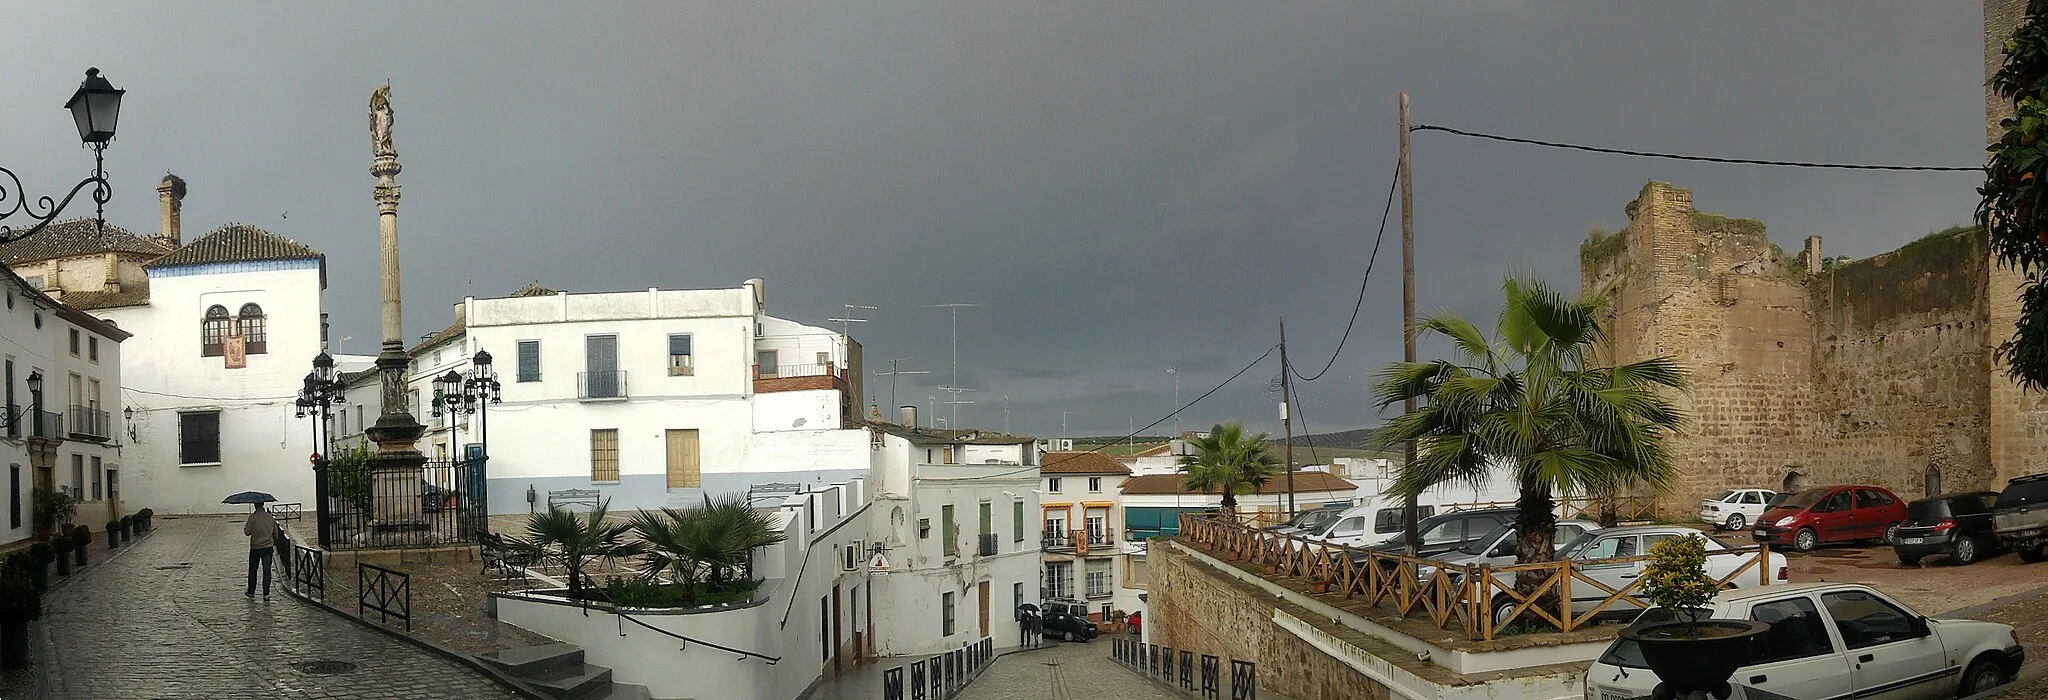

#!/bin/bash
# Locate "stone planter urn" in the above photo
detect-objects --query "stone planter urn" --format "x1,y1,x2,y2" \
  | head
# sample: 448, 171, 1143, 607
72, 526, 90, 567
106, 521, 120, 550
1619, 619, 1770, 699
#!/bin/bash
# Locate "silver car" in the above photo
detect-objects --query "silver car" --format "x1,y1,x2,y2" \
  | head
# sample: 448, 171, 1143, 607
1415, 520, 1599, 583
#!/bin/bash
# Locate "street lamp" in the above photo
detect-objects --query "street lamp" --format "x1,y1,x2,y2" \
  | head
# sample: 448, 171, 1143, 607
295, 352, 342, 549
2, 68, 125, 244
2, 371, 43, 435
434, 349, 501, 535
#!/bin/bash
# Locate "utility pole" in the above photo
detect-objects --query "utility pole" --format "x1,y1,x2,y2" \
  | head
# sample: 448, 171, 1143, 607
872, 359, 928, 415
1004, 395, 1011, 434
1060, 411, 1075, 442
1399, 92, 1421, 555
1165, 367, 1180, 437
1281, 318, 1296, 516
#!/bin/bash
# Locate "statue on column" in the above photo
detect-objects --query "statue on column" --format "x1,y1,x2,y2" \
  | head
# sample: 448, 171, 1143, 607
370, 84, 396, 159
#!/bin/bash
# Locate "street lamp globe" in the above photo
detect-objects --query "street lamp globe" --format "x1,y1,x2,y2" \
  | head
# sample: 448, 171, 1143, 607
25, 371, 41, 395
311, 352, 336, 382
472, 349, 493, 369
64, 68, 124, 145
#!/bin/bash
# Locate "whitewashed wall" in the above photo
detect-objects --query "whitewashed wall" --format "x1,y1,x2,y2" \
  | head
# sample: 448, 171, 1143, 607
0, 279, 127, 546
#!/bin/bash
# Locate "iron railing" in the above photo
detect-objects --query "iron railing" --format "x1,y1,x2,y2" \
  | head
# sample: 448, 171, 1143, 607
977, 533, 999, 556
755, 363, 841, 379
883, 637, 993, 700
1044, 528, 1116, 556
577, 370, 628, 400
358, 562, 412, 632
322, 459, 488, 550
32, 409, 61, 439
3, 403, 16, 438
293, 543, 326, 601
1113, 639, 1254, 700
66, 405, 109, 441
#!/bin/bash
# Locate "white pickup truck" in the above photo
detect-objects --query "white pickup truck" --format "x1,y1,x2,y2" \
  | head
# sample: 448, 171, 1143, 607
1584, 582, 2023, 700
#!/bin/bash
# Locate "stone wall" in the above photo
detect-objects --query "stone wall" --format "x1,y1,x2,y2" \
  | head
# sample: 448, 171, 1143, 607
1986, 0, 2048, 489
1149, 542, 1388, 700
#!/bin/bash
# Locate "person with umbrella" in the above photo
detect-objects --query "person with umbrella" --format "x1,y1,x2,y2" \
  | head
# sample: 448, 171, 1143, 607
224, 492, 277, 597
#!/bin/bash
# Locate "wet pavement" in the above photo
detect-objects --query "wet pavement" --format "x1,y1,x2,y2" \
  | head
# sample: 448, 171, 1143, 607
32, 515, 518, 700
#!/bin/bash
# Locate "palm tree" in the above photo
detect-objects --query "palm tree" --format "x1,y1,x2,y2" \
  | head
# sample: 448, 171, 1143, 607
1369, 276, 1687, 604
1179, 422, 1283, 514
631, 494, 788, 604
512, 501, 648, 601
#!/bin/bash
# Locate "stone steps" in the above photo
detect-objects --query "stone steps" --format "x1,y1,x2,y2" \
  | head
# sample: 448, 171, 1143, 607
478, 643, 630, 700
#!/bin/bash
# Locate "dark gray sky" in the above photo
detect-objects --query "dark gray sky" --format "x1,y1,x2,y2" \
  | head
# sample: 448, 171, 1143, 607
2, 2, 1984, 440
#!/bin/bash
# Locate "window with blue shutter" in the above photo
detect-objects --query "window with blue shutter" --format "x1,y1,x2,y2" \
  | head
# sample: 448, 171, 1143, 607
517, 340, 541, 382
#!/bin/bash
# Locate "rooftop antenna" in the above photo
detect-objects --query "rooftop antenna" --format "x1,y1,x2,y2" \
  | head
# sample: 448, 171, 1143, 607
926, 303, 981, 428
826, 304, 876, 341
872, 359, 929, 415
1003, 394, 1010, 434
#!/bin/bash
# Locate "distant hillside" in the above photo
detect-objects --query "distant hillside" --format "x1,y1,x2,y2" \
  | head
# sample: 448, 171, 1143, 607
1073, 427, 1396, 463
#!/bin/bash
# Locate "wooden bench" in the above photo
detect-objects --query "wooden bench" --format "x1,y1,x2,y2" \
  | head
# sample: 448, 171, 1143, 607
547, 488, 600, 510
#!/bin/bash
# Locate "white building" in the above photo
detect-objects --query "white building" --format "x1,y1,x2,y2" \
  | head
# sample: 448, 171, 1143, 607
0, 264, 129, 549
1037, 451, 1137, 623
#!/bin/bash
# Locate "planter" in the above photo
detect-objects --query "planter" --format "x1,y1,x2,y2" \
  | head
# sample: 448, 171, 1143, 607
0, 620, 24, 669
1309, 580, 1331, 594
120, 522, 131, 543
106, 529, 118, 550
54, 553, 69, 576
29, 563, 46, 591
1619, 620, 1770, 696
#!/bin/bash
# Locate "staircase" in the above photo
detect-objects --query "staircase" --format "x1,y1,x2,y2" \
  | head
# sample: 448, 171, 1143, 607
478, 643, 652, 700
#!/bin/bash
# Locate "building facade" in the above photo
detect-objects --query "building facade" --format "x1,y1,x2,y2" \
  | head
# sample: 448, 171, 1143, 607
1037, 451, 1136, 623
0, 265, 129, 550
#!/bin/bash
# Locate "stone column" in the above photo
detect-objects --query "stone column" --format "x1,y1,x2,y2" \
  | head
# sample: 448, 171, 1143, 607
361, 84, 428, 532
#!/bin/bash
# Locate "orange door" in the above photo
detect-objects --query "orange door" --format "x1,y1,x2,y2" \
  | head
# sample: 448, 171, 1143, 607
978, 581, 991, 638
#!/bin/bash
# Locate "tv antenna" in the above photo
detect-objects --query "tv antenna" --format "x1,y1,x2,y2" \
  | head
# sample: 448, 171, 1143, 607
926, 303, 980, 428
872, 358, 929, 414
826, 304, 877, 340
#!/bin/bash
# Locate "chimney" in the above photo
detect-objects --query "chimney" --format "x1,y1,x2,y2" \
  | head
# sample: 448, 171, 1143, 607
157, 173, 186, 245
899, 405, 917, 428
1802, 236, 1823, 274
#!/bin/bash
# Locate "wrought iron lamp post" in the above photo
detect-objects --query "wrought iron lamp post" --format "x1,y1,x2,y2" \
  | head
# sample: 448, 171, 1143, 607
434, 349, 500, 533
295, 352, 343, 549
1, 372, 43, 436
2, 68, 125, 244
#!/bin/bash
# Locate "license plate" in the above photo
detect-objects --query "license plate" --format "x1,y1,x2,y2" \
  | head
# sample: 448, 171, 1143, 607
1598, 688, 1631, 700
1901, 537, 1925, 545
1753, 530, 1767, 538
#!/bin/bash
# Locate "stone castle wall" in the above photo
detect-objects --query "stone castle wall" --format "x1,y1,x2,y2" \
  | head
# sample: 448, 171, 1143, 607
1149, 543, 1389, 700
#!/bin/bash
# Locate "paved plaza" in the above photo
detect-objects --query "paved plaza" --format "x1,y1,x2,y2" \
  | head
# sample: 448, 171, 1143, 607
32, 515, 519, 700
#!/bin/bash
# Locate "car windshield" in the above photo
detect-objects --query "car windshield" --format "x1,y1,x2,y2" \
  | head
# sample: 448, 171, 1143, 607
1709, 490, 1737, 502
1554, 529, 1600, 558
1460, 525, 1511, 555
1297, 510, 1339, 530
1776, 488, 1828, 509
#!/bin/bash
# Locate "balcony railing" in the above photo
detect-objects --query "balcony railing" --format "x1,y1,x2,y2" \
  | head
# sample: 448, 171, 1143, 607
32, 410, 62, 439
4, 404, 16, 439
68, 405, 111, 441
755, 363, 841, 379
978, 533, 999, 557
753, 363, 850, 395
577, 371, 628, 400
1044, 528, 1116, 556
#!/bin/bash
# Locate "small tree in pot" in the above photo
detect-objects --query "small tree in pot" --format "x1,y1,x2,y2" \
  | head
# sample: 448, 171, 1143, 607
31, 487, 76, 541
105, 520, 120, 549
71, 525, 90, 566
137, 508, 153, 532
26, 543, 53, 590
0, 568, 38, 669
51, 537, 72, 575
1618, 536, 1770, 699
119, 515, 134, 542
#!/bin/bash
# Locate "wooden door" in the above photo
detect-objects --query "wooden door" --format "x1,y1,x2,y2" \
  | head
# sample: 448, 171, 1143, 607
978, 581, 991, 638
665, 429, 701, 488
831, 585, 843, 674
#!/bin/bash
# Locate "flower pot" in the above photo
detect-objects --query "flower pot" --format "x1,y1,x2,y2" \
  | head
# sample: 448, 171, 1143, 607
0, 620, 25, 669
120, 525, 131, 543
54, 555, 69, 576
29, 563, 46, 591
74, 544, 87, 567
106, 530, 118, 550
1619, 619, 1770, 697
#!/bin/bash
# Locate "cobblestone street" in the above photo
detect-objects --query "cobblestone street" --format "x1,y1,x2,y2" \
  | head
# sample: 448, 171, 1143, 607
955, 640, 1179, 700
33, 515, 519, 700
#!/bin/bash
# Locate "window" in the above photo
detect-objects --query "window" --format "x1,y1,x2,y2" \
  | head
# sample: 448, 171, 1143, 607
1576, 535, 1638, 560
1085, 559, 1112, 598
1013, 501, 1025, 542
90, 456, 102, 501
979, 501, 993, 538
87, 336, 98, 362
585, 335, 620, 398
1125, 557, 1148, 589
940, 446, 956, 464
1329, 516, 1366, 537
942, 592, 956, 636
842, 542, 859, 571
237, 303, 267, 354
1373, 506, 1435, 534
9, 464, 19, 529
516, 340, 541, 382
1743, 491, 1765, 505
1854, 489, 1895, 509
1014, 582, 1026, 617
668, 334, 694, 376
4, 359, 15, 439
1087, 477, 1101, 493
590, 429, 620, 481
1085, 513, 1106, 543
918, 518, 931, 539
1044, 562, 1071, 599
757, 350, 779, 377
1045, 512, 1067, 540
1821, 590, 1919, 650
179, 411, 222, 464
1749, 597, 1835, 663
71, 454, 84, 496
1047, 477, 1062, 493
942, 504, 957, 556
820, 596, 832, 662
201, 305, 231, 357
1817, 490, 1853, 513
106, 468, 117, 506
69, 329, 80, 356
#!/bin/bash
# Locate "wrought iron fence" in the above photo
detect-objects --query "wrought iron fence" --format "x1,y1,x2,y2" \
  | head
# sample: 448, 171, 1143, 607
976, 533, 998, 556
577, 370, 628, 400
66, 405, 109, 440
322, 459, 487, 550
292, 543, 325, 601
358, 562, 412, 632
882, 636, 994, 700
1112, 639, 1252, 700
32, 409, 60, 438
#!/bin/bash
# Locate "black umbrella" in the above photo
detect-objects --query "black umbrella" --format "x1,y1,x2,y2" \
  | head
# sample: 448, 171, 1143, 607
222, 491, 277, 505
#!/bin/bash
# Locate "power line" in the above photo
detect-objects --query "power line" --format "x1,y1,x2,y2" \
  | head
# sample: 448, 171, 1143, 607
124, 387, 299, 403
1410, 124, 1982, 172
1292, 156, 1398, 383
955, 344, 1280, 481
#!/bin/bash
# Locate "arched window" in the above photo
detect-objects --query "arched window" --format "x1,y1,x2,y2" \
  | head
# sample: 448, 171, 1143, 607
237, 303, 267, 355
201, 306, 231, 357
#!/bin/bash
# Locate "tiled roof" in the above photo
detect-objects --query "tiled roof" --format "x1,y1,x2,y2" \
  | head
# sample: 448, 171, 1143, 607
0, 218, 171, 264
865, 421, 1037, 445
1119, 471, 1355, 496
510, 282, 560, 297
409, 321, 466, 356
54, 287, 151, 311
1129, 443, 1173, 458
1041, 452, 1131, 475
339, 369, 379, 387
0, 265, 131, 341
146, 223, 322, 268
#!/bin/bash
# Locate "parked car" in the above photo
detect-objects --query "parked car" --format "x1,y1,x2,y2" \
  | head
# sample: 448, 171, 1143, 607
1993, 472, 2048, 563
1305, 502, 1440, 549
1039, 599, 1100, 643
1893, 491, 2003, 566
1412, 519, 1600, 582
1267, 506, 1345, 536
1698, 488, 1777, 532
1752, 485, 1908, 552
1585, 583, 2023, 700
1363, 507, 1519, 558
1475, 526, 1787, 626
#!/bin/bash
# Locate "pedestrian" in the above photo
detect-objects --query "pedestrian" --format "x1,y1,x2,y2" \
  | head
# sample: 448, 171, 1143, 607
245, 504, 276, 597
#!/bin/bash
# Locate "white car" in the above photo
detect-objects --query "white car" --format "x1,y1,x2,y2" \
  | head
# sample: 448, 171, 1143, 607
1585, 582, 2022, 700
1478, 526, 1788, 627
1700, 488, 1777, 532
1414, 520, 1602, 583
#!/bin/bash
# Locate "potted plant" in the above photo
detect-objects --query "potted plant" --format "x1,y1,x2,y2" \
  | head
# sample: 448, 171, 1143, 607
31, 487, 76, 541
1617, 536, 1770, 698
52, 537, 72, 576
26, 543, 53, 590
71, 525, 90, 566
119, 515, 134, 542
0, 569, 37, 669
137, 508, 153, 533
106, 520, 120, 550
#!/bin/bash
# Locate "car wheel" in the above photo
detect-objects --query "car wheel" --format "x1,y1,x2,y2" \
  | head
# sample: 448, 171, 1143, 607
1951, 537, 1977, 566
1794, 528, 1819, 553
1063, 631, 1077, 642
1726, 513, 1746, 532
1961, 657, 2008, 696
1882, 523, 1900, 545
2021, 546, 2048, 564
1491, 595, 1519, 628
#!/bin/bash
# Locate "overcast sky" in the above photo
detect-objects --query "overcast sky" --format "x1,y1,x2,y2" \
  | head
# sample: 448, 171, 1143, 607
2, 2, 1985, 440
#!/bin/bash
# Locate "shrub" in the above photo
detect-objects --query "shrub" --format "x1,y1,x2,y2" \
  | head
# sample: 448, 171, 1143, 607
602, 578, 762, 608
27, 542, 53, 565
50, 537, 72, 554
0, 572, 41, 623
71, 525, 90, 546
32, 487, 76, 534
106, 519, 120, 532
1640, 535, 1718, 633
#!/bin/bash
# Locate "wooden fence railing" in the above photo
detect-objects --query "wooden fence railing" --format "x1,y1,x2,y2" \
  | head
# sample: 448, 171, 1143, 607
1175, 513, 1771, 641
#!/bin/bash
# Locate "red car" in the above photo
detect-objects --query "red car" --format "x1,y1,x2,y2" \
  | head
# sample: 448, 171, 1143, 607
1750, 485, 1908, 552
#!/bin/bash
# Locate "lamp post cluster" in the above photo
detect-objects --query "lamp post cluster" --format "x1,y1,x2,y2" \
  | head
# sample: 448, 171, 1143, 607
432, 349, 502, 456
294, 353, 343, 549
2, 68, 126, 244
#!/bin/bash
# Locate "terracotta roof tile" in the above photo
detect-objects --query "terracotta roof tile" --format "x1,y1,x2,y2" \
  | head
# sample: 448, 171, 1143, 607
1118, 471, 1354, 496
409, 321, 467, 356
0, 218, 171, 264
146, 223, 322, 268
864, 421, 1037, 445
1041, 452, 1131, 475
53, 287, 150, 310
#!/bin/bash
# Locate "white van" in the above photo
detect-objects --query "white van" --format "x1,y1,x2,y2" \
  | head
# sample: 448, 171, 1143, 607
1304, 496, 1440, 549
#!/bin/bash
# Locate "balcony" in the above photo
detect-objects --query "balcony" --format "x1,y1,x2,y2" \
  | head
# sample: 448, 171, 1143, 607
753, 363, 848, 395
68, 405, 111, 442
577, 371, 629, 401
3, 404, 15, 439
977, 533, 999, 557
32, 410, 62, 440
1043, 528, 1116, 557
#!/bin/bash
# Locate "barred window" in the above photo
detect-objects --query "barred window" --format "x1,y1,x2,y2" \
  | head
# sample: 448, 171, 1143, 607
237, 303, 268, 354
590, 429, 620, 481
201, 306, 231, 357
